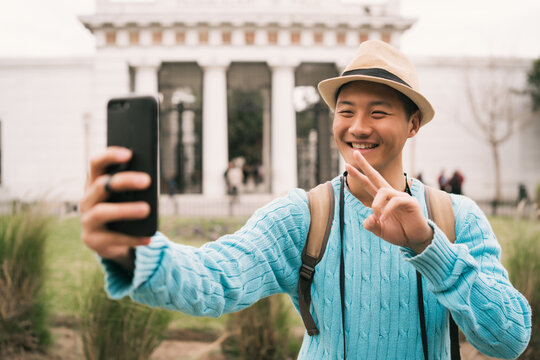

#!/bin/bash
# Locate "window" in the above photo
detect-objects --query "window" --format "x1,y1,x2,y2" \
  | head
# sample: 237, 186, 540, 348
176, 31, 185, 44
336, 31, 346, 45
245, 30, 255, 45
105, 31, 116, 45
153, 31, 162, 45
291, 31, 301, 44
222, 31, 231, 44
268, 30, 278, 45
129, 31, 139, 45
359, 32, 369, 43
314, 31, 324, 45
199, 30, 208, 44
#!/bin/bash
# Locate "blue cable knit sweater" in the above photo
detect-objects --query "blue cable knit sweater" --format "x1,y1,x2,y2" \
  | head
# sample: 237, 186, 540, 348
102, 177, 531, 359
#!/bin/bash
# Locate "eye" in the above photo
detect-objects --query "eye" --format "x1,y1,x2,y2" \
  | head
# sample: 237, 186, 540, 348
338, 109, 354, 117
372, 110, 389, 118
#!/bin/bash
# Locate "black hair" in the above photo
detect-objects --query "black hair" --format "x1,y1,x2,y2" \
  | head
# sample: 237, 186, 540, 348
396, 91, 419, 120
335, 81, 419, 120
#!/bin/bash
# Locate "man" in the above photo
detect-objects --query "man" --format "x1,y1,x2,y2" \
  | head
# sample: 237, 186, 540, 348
438, 169, 448, 191
79, 40, 531, 359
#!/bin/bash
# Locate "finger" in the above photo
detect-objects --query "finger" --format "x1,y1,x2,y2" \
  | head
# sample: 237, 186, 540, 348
80, 172, 152, 214
371, 187, 395, 215
80, 174, 113, 213
344, 163, 378, 198
88, 146, 132, 184
81, 202, 151, 230
352, 150, 391, 189
363, 214, 382, 237
379, 196, 412, 223
108, 171, 152, 192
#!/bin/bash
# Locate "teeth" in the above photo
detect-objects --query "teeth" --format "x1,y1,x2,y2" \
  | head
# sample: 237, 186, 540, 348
351, 143, 376, 149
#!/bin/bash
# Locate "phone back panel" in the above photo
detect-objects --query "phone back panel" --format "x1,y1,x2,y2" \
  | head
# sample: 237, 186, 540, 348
106, 96, 159, 237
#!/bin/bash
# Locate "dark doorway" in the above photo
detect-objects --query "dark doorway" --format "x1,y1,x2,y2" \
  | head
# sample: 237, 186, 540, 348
158, 62, 203, 194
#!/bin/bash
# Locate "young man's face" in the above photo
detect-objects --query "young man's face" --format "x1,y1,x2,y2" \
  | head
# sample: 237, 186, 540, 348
333, 81, 420, 176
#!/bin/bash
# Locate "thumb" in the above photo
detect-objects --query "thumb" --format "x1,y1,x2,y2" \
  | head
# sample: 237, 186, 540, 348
363, 214, 382, 237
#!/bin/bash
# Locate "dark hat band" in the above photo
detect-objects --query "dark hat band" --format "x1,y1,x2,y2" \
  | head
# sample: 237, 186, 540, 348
341, 68, 411, 88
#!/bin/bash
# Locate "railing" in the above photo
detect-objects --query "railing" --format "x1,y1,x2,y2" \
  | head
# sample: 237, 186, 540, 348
476, 199, 538, 218
3, 196, 538, 221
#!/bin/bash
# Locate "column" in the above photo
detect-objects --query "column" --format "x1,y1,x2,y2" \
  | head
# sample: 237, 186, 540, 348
182, 109, 196, 190
134, 63, 160, 94
270, 64, 298, 195
261, 88, 271, 193
201, 63, 229, 197
160, 90, 179, 188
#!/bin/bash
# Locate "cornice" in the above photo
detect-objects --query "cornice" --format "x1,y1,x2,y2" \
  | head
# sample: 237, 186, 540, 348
80, 13, 414, 32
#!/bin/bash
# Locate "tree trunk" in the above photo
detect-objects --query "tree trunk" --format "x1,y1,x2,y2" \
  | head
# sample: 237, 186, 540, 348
492, 143, 502, 203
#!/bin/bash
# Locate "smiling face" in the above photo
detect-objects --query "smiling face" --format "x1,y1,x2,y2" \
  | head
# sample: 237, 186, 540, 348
333, 81, 421, 178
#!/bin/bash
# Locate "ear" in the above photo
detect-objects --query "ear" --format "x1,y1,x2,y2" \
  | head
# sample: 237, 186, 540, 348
407, 110, 421, 138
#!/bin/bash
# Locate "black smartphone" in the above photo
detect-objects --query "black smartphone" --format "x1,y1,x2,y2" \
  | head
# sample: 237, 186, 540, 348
106, 95, 159, 237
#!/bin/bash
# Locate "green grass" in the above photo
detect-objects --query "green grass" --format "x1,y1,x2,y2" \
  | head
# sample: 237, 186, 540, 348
44, 216, 96, 317
0, 211, 54, 353
80, 269, 172, 360
488, 216, 540, 265
43, 216, 250, 332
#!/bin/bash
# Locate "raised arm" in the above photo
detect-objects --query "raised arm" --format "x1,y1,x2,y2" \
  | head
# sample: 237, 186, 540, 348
101, 189, 311, 317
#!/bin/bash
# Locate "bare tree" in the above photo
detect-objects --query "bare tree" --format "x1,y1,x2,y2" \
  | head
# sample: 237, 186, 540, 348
464, 60, 533, 202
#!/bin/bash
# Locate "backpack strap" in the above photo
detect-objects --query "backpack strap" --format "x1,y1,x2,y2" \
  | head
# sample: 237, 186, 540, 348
423, 185, 461, 360
424, 185, 455, 242
298, 181, 335, 336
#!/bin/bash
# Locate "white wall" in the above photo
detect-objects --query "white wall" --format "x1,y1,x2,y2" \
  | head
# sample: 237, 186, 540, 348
0, 58, 93, 202
0, 54, 537, 204
409, 56, 535, 200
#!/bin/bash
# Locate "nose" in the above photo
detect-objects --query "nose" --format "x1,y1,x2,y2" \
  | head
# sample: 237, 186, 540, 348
348, 113, 372, 138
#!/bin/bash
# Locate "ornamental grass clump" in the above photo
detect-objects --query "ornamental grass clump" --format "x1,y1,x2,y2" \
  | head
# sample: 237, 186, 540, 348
504, 220, 540, 359
79, 268, 172, 360
222, 294, 301, 360
0, 210, 52, 356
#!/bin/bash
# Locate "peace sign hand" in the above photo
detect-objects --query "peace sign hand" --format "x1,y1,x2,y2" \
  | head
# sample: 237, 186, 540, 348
344, 150, 434, 254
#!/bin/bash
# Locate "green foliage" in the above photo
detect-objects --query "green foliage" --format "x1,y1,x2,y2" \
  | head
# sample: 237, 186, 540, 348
503, 219, 540, 359
222, 294, 301, 360
0, 210, 52, 355
527, 58, 540, 111
45, 216, 96, 317
44, 216, 234, 334
79, 268, 173, 360
227, 90, 263, 166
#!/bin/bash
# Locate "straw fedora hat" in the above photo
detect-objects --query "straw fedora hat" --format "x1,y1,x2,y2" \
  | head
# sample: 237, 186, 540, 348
318, 40, 435, 126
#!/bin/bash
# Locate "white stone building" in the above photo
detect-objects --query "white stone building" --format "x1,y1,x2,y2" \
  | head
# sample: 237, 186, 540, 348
0, 0, 538, 215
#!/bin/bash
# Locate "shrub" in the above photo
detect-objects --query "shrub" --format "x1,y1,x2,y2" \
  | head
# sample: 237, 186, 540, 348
504, 220, 540, 359
222, 294, 301, 360
0, 210, 52, 356
79, 268, 173, 360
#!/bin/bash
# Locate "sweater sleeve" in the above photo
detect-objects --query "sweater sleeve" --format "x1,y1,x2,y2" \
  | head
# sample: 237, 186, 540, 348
401, 195, 531, 359
101, 188, 310, 317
